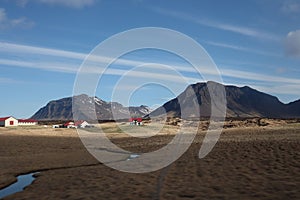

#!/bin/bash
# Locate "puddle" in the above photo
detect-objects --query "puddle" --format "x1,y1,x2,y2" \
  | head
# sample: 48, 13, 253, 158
0, 172, 39, 199
126, 154, 140, 161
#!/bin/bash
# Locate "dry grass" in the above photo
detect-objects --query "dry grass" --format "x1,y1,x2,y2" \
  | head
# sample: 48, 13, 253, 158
0, 121, 299, 199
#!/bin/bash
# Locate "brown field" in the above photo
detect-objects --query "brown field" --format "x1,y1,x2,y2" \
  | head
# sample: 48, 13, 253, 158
0, 121, 300, 200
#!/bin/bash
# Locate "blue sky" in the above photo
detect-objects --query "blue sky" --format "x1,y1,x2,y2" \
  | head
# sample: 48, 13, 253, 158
0, 0, 300, 118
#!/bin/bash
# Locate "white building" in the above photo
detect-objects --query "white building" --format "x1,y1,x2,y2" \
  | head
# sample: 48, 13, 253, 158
18, 119, 38, 126
64, 121, 76, 128
0, 116, 19, 127
75, 120, 90, 128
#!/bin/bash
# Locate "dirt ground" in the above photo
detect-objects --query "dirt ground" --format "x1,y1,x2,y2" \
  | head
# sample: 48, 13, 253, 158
0, 122, 299, 200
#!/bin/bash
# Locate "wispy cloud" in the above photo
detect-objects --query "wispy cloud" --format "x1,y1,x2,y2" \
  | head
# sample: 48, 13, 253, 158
0, 41, 153, 67
0, 58, 79, 73
0, 77, 17, 84
0, 41, 199, 74
205, 41, 280, 57
220, 68, 300, 85
254, 84, 300, 96
151, 7, 280, 41
0, 8, 34, 29
17, 0, 98, 8
0, 74, 28, 84
222, 81, 300, 102
0, 42, 86, 59
284, 30, 300, 58
0, 42, 199, 84
1, 41, 299, 96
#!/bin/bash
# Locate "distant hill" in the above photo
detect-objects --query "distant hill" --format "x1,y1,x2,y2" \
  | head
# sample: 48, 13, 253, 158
32, 94, 150, 121
149, 81, 300, 119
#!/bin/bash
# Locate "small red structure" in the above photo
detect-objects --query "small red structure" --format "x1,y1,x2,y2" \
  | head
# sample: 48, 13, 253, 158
129, 118, 142, 122
64, 121, 76, 128
129, 118, 143, 125
74, 120, 84, 127
74, 120, 90, 128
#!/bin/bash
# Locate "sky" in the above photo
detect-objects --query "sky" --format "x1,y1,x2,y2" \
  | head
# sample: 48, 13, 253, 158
0, 0, 300, 118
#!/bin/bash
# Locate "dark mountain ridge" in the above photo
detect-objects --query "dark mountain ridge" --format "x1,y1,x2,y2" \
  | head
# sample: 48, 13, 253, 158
32, 82, 300, 120
149, 81, 300, 119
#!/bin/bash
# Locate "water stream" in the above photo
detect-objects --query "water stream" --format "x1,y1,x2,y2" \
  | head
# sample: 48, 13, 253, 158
0, 154, 139, 199
0, 172, 39, 199
127, 154, 140, 161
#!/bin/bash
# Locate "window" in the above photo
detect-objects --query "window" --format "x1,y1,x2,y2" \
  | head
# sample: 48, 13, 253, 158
10, 121, 14, 125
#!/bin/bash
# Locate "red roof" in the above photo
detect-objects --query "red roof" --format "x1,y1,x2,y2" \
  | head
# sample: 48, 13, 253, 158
129, 118, 143, 122
18, 119, 38, 123
64, 122, 75, 126
0, 116, 13, 121
74, 120, 86, 126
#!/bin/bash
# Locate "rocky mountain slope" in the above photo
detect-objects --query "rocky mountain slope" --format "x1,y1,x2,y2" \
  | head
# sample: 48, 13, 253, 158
149, 81, 300, 118
32, 82, 300, 120
32, 94, 150, 120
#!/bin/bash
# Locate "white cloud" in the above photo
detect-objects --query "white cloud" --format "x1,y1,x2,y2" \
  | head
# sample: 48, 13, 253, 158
1, 41, 299, 97
220, 68, 300, 85
0, 58, 79, 73
18, 0, 97, 8
0, 42, 198, 84
285, 30, 300, 57
0, 41, 199, 73
0, 8, 34, 29
0, 77, 16, 84
223, 81, 300, 102
0, 42, 86, 59
205, 41, 280, 57
152, 7, 280, 41
255, 84, 300, 96
39, 0, 96, 8
16, 0, 29, 7
0, 8, 6, 22
204, 21, 278, 41
0, 58, 197, 85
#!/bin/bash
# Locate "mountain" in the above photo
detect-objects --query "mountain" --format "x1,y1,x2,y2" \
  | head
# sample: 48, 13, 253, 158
286, 99, 300, 118
32, 94, 150, 120
32, 96, 73, 120
32, 82, 300, 120
149, 81, 300, 119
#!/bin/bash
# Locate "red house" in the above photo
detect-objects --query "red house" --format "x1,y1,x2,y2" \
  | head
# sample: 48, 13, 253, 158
0, 116, 18, 127
129, 118, 143, 125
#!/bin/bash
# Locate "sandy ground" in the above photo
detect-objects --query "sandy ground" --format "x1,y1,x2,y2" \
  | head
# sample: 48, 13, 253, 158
0, 122, 299, 200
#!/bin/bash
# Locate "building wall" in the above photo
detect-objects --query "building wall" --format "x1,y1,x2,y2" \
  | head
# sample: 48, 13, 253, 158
0, 121, 5, 127
80, 121, 89, 128
4, 117, 18, 127
18, 122, 37, 126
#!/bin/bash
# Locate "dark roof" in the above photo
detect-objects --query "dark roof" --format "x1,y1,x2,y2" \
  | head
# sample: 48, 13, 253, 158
0, 116, 14, 121
18, 119, 38, 123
